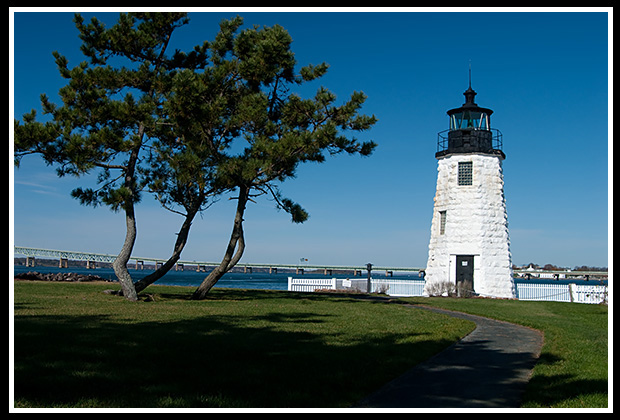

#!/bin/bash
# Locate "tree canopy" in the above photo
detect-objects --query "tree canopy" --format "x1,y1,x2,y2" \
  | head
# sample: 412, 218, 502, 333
14, 13, 377, 300
16, 12, 205, 300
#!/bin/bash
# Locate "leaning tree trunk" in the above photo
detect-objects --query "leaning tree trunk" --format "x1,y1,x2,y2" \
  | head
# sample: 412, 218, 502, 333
111, 145, 141, 301
112, 202, 139, 301
192, 185, 248, 300
133, 205, 199, 294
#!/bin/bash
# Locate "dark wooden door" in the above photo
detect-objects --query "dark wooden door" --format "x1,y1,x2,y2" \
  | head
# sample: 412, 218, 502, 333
456, 255, 474, 291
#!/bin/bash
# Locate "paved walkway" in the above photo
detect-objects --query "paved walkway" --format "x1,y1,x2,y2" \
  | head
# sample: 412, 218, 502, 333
354, 305, 544, 408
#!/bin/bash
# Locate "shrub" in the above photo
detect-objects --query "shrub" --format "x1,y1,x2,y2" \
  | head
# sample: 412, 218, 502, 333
426, 281, 456, 297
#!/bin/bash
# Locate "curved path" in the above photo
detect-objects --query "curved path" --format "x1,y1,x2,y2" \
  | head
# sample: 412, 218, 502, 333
354, 305, 544, 408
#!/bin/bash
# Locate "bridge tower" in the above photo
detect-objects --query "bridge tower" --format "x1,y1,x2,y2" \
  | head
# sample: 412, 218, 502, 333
424, 78, 515, 298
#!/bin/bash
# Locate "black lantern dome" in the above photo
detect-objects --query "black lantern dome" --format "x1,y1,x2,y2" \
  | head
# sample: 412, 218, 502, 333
437, 82, 504, 159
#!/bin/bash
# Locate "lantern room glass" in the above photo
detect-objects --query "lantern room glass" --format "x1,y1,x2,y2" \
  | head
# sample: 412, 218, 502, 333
449, 111, 490, 131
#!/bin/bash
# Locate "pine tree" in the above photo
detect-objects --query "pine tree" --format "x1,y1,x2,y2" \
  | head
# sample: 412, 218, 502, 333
14, 13, 213, 300
189, 22, 378, 299
15, 14, 378, 301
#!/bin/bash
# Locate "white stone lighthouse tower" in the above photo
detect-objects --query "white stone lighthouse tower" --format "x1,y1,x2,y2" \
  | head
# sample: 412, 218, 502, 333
424, 81, 515, 298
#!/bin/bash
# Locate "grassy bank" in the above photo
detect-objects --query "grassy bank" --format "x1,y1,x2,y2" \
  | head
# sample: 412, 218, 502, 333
12, 281, 474, 408
402, 297, 609, 408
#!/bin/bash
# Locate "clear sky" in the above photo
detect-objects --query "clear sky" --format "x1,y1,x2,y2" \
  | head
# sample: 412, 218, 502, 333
10, 8, 611, 269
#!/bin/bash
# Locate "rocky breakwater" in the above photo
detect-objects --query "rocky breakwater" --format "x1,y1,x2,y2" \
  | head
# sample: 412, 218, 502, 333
15, 271, 113, 283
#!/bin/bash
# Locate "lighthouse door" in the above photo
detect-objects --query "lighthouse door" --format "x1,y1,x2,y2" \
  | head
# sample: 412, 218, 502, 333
456, 255, 474, 293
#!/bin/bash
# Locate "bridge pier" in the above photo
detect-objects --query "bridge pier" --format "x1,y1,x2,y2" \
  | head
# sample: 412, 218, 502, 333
270, 267, 277, 274
324, 269, 332, 276
136, 261, 144, 270
353, 269, 361, 276
26, 256, 35, 267
86, 260, 97, 269
244, 266, 252, 274
385, 270, 393, 277
296, 268, 304, 275
175, 263, 184, 271
59, 258, 68, 268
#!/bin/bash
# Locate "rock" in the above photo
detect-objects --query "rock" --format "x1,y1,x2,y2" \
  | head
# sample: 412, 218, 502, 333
14, 271, 42, 280
14, 271, 110, 282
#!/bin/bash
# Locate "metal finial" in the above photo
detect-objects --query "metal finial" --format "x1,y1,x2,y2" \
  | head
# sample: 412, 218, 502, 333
468, 60, 472, 88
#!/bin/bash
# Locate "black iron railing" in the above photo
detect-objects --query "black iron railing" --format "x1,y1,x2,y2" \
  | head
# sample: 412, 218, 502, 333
437, 128, 503, 156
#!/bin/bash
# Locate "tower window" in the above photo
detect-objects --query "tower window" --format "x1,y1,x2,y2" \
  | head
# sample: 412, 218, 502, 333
458, 161, 473, 186
439, 211, 446, 235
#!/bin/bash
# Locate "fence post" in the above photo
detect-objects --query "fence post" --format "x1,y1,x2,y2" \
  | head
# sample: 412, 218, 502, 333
568, 283, 575, 303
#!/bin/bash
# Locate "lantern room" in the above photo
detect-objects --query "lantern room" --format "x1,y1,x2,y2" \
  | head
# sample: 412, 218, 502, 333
437, 85, 504, 159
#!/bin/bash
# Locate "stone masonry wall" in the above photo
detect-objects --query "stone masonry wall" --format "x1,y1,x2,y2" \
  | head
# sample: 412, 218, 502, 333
425, 153, 515, 298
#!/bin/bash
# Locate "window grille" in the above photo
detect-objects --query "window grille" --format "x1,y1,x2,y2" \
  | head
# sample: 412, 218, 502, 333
458, 161, 473, 186
439, 211, 446, 235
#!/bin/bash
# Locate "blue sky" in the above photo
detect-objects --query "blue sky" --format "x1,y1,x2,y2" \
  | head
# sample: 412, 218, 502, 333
10, 8, 611, 269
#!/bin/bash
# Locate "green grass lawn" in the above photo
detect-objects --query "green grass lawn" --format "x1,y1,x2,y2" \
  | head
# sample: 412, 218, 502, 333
401, 297, 609, 408
12, 281, 608, 409
12, 281, 474, 408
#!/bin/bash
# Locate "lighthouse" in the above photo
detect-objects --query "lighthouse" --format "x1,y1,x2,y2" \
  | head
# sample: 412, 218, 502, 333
424, 79, 515, 298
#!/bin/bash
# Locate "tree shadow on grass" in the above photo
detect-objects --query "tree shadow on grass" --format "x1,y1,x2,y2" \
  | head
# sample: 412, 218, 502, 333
13, 307, 455, 408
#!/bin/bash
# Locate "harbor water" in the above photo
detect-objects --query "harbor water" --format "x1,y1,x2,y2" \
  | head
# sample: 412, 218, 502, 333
13, 265, 607, 291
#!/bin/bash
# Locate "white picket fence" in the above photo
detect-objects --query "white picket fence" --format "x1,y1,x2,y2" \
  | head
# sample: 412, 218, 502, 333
287, 278, 337, 292
515, 282, 608, 304
370, 279, 427, 297
286, 277, 426, 297
569, 284, 609, 304
287, 277, 608, 304
515, 282, 572, 302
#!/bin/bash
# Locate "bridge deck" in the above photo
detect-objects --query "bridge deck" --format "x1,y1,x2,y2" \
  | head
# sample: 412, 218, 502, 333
13, 246, 607, 279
